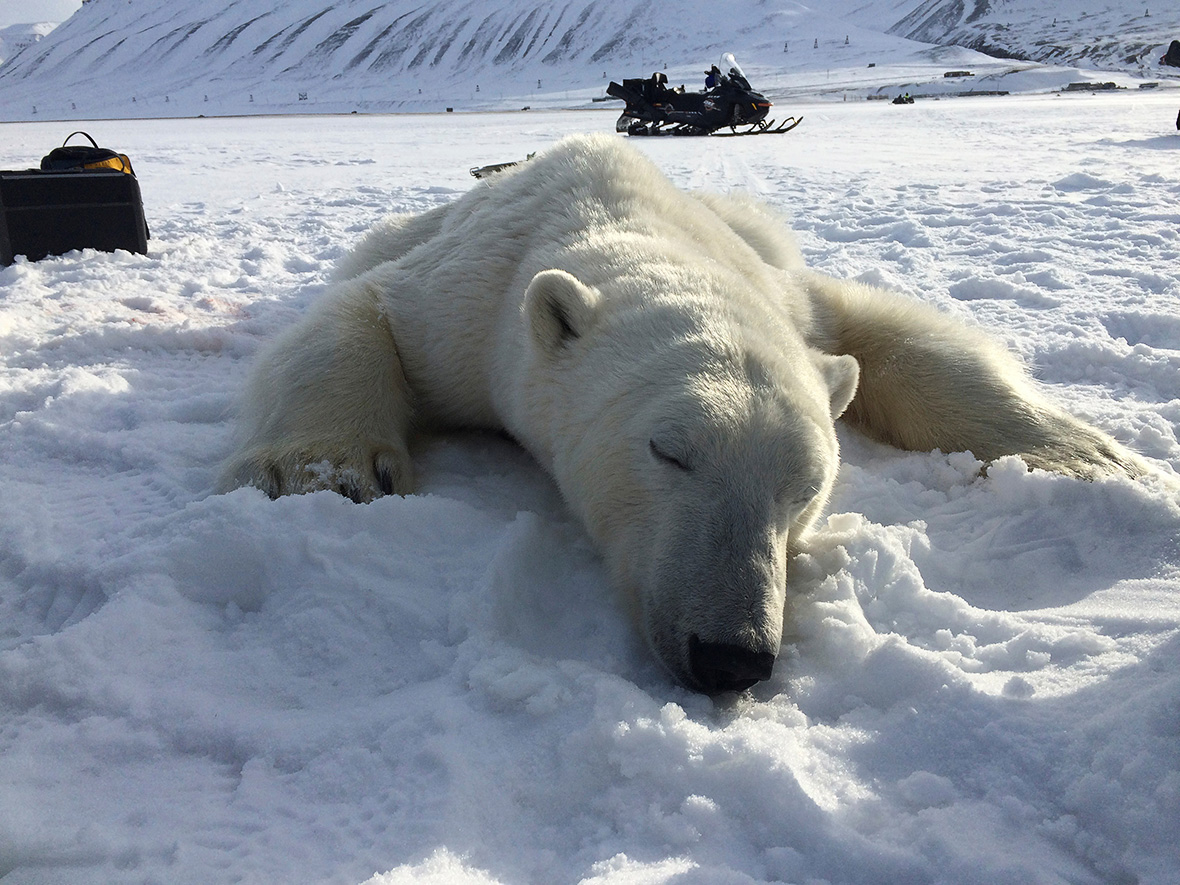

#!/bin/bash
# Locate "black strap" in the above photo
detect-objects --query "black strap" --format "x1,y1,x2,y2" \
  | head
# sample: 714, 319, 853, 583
62, 131, 100, 148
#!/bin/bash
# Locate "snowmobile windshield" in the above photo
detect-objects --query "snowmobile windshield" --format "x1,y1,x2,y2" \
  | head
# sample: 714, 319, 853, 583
720, 52, 746, 80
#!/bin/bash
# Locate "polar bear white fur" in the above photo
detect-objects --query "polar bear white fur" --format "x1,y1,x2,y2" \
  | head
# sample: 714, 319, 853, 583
221, 134, 1146, 693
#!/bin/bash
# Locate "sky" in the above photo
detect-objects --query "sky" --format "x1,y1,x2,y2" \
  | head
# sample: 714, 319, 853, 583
0, 0, 79, 29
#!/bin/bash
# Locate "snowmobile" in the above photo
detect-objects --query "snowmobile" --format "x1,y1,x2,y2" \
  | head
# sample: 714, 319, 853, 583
607, 53, 801, 137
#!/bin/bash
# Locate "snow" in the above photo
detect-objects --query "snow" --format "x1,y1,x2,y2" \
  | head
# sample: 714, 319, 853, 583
3, 53, 1180, 885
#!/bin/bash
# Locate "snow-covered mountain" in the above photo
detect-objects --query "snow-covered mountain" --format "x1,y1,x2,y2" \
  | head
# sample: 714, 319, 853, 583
0, 0, 1177, 120
2, 0, 862, 119
885, 0, 1177, 69
0, 21, 56, 66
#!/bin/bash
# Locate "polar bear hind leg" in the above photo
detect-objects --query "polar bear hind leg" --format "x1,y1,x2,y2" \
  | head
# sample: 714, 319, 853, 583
804, 271, 1148, 480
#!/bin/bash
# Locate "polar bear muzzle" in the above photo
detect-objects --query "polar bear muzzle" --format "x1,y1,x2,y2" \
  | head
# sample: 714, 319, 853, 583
688, 635, 777, 693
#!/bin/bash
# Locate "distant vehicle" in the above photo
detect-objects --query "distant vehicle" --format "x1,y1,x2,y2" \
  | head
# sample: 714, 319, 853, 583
607, 53, 801, 137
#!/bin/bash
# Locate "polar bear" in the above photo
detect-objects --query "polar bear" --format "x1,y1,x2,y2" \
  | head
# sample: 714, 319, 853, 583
220, 133, 1146, 694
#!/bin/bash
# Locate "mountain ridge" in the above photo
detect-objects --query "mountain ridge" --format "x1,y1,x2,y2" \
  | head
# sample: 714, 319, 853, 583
887, 0, 1174, 68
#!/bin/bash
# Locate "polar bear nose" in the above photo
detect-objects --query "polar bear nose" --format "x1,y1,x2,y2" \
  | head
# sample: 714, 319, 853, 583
688, 635, 776, 693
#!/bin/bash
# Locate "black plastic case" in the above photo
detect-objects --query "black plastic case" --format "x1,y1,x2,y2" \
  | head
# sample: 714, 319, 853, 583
0, 169, 149, 265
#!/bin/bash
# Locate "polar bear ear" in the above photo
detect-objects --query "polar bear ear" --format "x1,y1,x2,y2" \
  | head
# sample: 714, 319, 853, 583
525, 269, 600, 355
814, 352, 860, 419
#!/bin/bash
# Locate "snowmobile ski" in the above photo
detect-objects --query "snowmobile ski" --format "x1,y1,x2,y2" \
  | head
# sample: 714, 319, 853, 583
712, 117, 803, 137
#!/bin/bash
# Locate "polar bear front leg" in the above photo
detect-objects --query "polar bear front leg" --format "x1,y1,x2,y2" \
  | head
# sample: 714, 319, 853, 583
219, 279, 416, 502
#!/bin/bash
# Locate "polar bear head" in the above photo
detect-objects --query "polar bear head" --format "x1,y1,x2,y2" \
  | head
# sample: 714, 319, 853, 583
521, 267, 859, 693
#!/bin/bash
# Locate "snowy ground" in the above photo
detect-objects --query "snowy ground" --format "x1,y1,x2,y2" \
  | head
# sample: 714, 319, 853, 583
2, 91, 1180, 884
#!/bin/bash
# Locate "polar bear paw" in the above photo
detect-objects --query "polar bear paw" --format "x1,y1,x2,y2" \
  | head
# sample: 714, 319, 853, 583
223, 441, 414, 503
